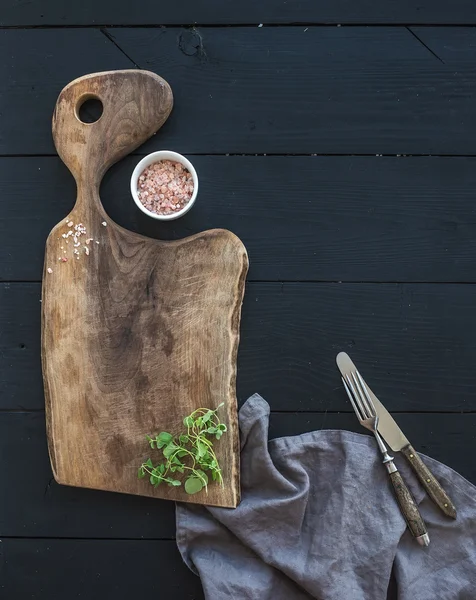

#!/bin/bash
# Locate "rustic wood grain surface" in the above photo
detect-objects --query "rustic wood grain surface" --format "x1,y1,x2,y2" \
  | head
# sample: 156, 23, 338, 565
388, 470, 428, 540
42, 70, 247, 508
401, 443, 457, 518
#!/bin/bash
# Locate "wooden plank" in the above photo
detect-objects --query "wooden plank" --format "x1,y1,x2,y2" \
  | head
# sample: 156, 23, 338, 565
0, 537, 399, 600
0, 538, 400, 600
98, 26, 476, 155
2, 1, 476, 25
4, 27, 476, 154
3, 282, 476, 412
1, 411, 473, 538
0, 539, 203, 600
0, 284, 44, 410
4, 156, 476, 283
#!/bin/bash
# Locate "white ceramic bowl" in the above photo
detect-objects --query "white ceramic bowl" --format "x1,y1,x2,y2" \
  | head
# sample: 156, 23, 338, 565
130, 150, 198, 221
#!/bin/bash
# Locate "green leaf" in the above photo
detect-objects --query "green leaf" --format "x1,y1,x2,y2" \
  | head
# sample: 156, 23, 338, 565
175, 465, 184, 473
197, 441, 207, 458
150, 474, 160, 486
200, 453, 212, 465
185, 477, 204, 495
217, 402, 225, 409
215, 432, 222, 440
145, 458, 154, 468
169, 479, 181, 487
163, 443, 179, 458
183, 416, 194, 428
138, 467, 146, 479
195, 470, 209, 486
218, 424, 227, 432
207, 427, 217, 434
179, 435, 189, 444
156, 432, 173, 449
177, 450, 188, 458
202, 410, 213, 423
158, 463, 166, 475
195, 417, 203, 428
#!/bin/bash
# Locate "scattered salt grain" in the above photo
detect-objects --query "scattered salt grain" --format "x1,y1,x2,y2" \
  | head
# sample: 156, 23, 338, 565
67, 221, 73, 227
61, 257, 68, 262
47, 268, 53, 274
84, 246, 89, 256
137, 160, 194, 216
102, 221, 107, 226
96, 240, 100, 244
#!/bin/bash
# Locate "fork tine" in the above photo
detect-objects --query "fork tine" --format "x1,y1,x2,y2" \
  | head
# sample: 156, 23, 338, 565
345, 373, 368, 421
355, 370, 377, 417
342, 377, 364, 421
351, 372, 372, 419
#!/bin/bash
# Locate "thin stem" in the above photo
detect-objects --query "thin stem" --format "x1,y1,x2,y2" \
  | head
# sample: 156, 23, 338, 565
142, 404, 226, 493
141, 465, 173, 484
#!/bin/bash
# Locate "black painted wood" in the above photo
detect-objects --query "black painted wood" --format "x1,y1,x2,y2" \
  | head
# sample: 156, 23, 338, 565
3, 282, 476, 412
101, 26, 476, 155
0, 14, 473, 600
2, 0, 476, 25
0, 539, 203, 600
4, 27, 476, 154
1, 410, 473, 539
3, 156, 476, 283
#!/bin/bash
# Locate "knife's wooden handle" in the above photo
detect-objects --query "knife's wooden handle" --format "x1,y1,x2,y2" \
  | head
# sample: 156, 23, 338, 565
401, 444, 457, 519
388, 470, 429, 545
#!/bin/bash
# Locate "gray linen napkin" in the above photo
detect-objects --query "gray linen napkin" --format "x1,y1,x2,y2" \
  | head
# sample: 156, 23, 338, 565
176, 394, 476, 599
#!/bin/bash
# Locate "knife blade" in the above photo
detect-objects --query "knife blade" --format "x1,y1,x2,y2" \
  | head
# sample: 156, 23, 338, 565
336, 352, 456, 519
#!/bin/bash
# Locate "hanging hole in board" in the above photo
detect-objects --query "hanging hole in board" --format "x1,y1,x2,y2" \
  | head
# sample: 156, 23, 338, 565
76, 95, 104, 124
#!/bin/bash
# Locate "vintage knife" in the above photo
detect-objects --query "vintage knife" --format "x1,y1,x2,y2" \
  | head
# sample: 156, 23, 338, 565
336, 352, 456, 519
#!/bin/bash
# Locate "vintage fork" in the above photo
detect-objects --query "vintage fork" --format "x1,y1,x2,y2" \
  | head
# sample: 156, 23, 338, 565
343, 370, 430, 547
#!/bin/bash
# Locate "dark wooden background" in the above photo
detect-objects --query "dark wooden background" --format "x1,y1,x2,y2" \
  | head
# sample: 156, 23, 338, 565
2, 2, 476, 598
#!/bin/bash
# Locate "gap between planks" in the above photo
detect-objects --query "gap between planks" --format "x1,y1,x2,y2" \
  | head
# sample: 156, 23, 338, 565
2, 24, 476, 29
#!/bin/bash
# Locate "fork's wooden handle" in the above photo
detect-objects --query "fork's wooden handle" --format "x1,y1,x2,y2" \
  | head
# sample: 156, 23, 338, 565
388, 469, 429, 546
401, 444, 457, 519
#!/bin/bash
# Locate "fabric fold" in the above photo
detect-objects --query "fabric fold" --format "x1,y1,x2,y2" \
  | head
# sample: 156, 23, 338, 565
177, 394, 476, 600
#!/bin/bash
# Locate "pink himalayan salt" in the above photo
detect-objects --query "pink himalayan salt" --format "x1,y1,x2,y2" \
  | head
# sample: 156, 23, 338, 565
137, 160, 194, 216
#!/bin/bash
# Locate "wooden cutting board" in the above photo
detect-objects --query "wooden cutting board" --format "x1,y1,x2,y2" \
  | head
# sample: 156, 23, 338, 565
42, 70, 248, 508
